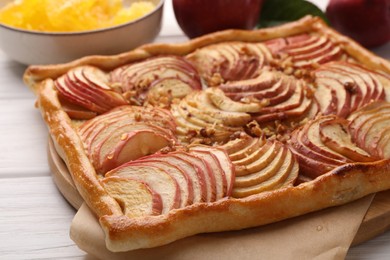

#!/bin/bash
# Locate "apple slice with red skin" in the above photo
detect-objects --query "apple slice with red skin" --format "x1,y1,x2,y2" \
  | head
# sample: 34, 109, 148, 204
224, 76, 284, 102
284, 36, 329, 56
71, 66, 127, 106
79, 105, 176, 146
348, 102, 390, 143
189, 146, 230, 200
377, 129, 390, 159
55, 66, 127, 116
97, 129, 174, 174
55, 76, 108, 114
195, 146, 235, 197
170, 151, 216, 203
124, 160, 192, 208
186, 42, 272, 84
219, 70, 277, 93
352, 112, 390, 150
110, 56, 202, 93
329, 62, 387, 106
288, 143, 337, 179
136, 152, 207, 204
106, 164, 181, 214
290, 122, 347, 165
300, 116, 350, 162
57, 94, 97, 120
318, 117, 375, 162
101, 176, 163, 217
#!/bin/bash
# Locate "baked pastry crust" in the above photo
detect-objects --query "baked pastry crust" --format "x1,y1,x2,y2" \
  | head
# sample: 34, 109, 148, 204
24, 16, 390, 252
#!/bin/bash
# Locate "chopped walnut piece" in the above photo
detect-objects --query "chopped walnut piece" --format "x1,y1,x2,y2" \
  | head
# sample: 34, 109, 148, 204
208, 73, 224, 86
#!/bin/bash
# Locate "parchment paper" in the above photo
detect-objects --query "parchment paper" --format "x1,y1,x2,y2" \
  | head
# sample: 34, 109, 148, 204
70, 194, 373, 260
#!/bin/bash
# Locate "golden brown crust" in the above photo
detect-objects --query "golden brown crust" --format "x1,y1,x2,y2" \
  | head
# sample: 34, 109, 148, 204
38, 79, 122, 217
24, 16, 390, 252
100, 160, 390, 251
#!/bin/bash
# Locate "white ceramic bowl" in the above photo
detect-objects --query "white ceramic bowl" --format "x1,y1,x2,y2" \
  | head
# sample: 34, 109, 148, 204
0, 0, 164, 65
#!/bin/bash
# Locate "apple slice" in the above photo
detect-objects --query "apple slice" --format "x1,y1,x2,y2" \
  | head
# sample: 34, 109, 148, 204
233, 138, 269, 166
195, 146, 235, 197
125, 160, 192, 208
186, 42, 273, 85
228, 137, 266, 161
232, 148, 299, 198
220, 132, 254, 155
54, 66, 128, 117
106, 164, 181, 214
189, 146, 227, 200
234, 141, 285, 187
171, 104, 240, 143
171, 151, 216, 202
185, 91, 252, 126
137, 152, 207, 204
318, 117, 374, 162
220, 70, 277, 94
235, 141, 280, 176
206, 87, 264, 113
100, 176, 163, 217
98, 128, 174, 174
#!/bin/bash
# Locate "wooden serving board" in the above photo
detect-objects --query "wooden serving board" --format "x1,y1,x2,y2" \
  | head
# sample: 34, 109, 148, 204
47, 139, 390, 246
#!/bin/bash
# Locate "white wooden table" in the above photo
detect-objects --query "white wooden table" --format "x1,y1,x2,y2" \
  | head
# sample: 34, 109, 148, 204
0, 0, 389, 259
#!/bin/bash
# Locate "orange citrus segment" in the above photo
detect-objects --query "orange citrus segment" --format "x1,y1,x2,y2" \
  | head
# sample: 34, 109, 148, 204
0, 0, 155, 32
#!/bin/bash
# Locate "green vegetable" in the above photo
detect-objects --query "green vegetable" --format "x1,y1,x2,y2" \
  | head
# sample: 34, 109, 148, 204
258, 0, 329, 28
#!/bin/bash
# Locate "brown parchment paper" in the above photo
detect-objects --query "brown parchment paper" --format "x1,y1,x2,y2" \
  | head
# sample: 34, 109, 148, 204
70, 194, 373, 260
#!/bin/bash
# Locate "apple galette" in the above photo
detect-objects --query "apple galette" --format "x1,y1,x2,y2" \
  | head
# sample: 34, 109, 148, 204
24, 16, 390, 252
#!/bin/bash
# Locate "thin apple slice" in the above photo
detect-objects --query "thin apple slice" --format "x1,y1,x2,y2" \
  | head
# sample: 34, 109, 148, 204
186, 91, 252, 126
220, 70, 277, 93
235, 141, 280, 177
301, 117, 350, 162
233, 138, 269, 166
288, 142, 337, 179
372, 126, 390, 158
98, 129, 174, 174
377, 128, 390, 159
234, 141, 286, 187
232, 146, 299, 198
348, 101, 390, 143
125, 160, 192, 208
314, 76, 351, 117
101, 176, 163, 217
319, 117, 374, 162
206, 87, 264, 113
106, 164, 181, 214
220, 133, 254, 155
228, 137, 266, 161
137, 152, 207, 204
189, 146, 228, 200
110, 56, 201, 91
172, 151, 216, 202
195, 146, 235, 197
186, 42, 273, 85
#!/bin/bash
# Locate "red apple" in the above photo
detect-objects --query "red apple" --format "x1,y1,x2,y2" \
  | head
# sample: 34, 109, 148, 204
326, 0, 390, 48
173, 0, 263, 38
